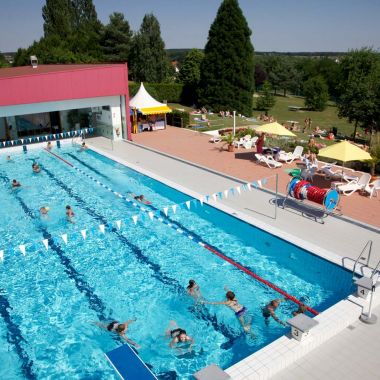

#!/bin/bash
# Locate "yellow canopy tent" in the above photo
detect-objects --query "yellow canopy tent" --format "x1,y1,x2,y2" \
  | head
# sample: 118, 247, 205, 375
254, 122, 296, 137
129, 83, 172, 133
130, 83, 172, 116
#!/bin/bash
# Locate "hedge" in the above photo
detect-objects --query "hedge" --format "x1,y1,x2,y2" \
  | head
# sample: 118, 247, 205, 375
166, 110, 190, 128
129, 83, 183, 103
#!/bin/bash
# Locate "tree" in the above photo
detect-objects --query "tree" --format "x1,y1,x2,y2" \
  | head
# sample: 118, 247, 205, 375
256, 81, 275, 115
0, 52, 9, 68
337, 48, 380, 140
198, 0, 254, 116
303, 76, 329, 111
129, 14, 169, 82
71, 0, 99, 31
42, 0, 73, 38
178, 49, 204, 105
298, 57, 341, 99
254, 63, 267, 90
101, 12, 132, 62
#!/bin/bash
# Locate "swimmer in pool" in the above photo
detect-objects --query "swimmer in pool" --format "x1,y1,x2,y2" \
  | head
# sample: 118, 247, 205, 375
262, 299, 287, 326
203, 289, 251, 332
187, 279, 202, 299
65, 205, 75, 222
95, 319, 140, 348
292, 303, 307, 317
12, 179, 21, 188
6, 155, 11, 162
47, 141, 52, 150
80, 142, 88, 151
40, 206, 50, 218
32, 162, 41, 173
130, 193, 151, 205
165, 321, 194, 353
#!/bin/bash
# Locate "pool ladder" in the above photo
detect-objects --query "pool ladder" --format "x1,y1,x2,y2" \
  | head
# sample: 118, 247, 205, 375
352, 240, 380, 282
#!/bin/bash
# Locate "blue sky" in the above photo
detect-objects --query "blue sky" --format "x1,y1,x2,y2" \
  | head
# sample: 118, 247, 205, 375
1, 0, 379, 52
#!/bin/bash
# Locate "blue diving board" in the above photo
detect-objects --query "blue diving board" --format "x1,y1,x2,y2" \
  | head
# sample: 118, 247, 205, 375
105, 344, 158, 380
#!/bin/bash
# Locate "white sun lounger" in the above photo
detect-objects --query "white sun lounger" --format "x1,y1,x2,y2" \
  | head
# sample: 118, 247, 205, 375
277, 146, 304, 163
255, 153, 282, 168
335, 173, 371, 196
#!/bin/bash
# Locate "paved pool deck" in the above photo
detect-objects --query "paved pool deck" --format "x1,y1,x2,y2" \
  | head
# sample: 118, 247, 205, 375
87, 136, 380, 380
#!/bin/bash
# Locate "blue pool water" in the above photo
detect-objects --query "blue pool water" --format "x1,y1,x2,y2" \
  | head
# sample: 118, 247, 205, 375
0, 145, 353, 379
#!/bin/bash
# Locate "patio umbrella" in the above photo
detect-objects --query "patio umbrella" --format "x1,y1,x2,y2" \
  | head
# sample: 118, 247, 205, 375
318, 140, 372, 162
254, 122, 296, 137
318, 140, 372, 176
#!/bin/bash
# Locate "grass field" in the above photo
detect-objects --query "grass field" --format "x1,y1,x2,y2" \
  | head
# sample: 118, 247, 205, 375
169, 95, 370, 146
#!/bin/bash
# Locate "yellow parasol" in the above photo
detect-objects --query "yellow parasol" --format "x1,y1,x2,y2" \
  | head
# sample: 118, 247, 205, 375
254, 122, 296, 137
318, 140, 372, 162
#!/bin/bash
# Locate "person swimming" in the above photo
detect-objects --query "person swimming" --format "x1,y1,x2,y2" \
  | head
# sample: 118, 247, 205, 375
203, 289, 251, 332
262, 299, 287, 326
133, 194, 151, 205
80, 142, 88, 151
12, 179, 21, 188
47, 141, 52, 150
40, 206, 50, 217
165, 321, 194, 353
32, 163, 41, 173
292, 303, 307, 317
187, 279, 202, 299
65, 205, 75, 222
96, 319, 140, 348
6, 155, 11, 162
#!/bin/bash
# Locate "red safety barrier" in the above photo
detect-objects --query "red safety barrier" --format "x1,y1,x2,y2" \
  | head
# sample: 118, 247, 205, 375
44, 148, 73, 167
204, 244, 319, 316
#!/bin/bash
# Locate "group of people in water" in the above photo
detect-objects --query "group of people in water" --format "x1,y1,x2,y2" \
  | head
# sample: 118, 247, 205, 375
102, 279, 308, 352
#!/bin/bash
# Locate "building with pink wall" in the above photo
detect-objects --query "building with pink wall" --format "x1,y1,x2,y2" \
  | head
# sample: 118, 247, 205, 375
0, 63, 131, 141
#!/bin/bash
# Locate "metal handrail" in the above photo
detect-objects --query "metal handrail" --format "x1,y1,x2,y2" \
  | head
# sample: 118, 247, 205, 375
370, 257, 380, 280
352, 240, 373, 280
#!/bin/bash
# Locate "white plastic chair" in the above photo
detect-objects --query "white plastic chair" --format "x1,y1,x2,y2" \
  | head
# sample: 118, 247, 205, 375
301, 166, 317, 181
277, 146, 304, 163
335, 173, 371, 196
255, 153, 282, 168
364, 179, 380, 199
233, 138, 244, 148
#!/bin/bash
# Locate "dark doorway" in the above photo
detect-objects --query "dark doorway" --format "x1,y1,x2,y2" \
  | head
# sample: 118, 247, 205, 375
49, 111, 62, 133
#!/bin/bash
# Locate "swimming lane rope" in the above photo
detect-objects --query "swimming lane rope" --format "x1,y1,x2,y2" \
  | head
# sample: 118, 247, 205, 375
43, 149, 319, 315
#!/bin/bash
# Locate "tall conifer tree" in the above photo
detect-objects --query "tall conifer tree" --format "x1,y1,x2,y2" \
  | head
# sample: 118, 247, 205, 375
42, 0, 73, 38
129, 14, 169, 82
198, 0, 254, 115
101, 12, 132, 63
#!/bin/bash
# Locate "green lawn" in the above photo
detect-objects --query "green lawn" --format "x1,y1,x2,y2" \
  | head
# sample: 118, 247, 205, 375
169, 96, 371, 145
265, 95, 355, 137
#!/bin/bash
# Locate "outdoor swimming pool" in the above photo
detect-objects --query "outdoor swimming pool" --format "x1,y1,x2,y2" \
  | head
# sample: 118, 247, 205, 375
0, 144, 354, 379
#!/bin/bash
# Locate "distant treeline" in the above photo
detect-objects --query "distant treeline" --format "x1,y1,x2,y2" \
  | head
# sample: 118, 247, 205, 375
166, 49, 348, 62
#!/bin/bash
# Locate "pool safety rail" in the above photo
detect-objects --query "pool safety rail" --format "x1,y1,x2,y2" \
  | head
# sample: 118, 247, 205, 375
0, 128, 94, 149
42, 149, 319, 316
105, 344, 158, 380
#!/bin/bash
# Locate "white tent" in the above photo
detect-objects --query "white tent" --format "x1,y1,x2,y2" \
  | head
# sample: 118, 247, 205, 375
129, 83, 171, 115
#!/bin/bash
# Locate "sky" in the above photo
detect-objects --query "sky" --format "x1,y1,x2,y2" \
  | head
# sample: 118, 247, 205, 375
0, 0, 380, 53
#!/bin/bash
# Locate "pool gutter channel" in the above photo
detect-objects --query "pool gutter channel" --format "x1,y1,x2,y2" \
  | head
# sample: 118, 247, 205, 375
85, 141, 380, 380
